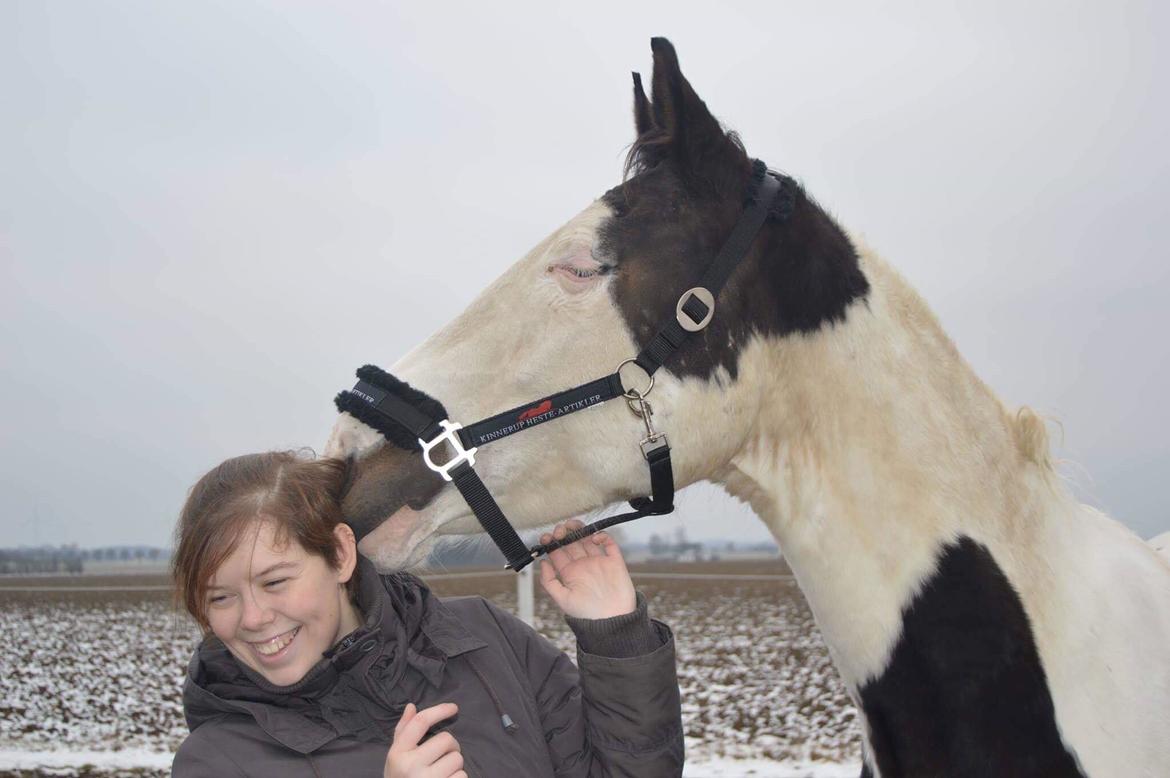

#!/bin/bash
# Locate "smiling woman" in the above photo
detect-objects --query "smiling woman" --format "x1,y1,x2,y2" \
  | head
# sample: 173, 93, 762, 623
169, 450, 684, 777
173, 452, 366, 687
200, 521, 363, 686
172, 453, 361, 657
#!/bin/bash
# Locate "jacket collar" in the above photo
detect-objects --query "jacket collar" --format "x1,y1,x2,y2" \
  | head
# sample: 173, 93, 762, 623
183, 555, 487, 754
352, 554, 487, 662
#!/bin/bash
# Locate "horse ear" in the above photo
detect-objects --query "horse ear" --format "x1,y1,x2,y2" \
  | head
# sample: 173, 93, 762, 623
648, 37, 743, 180
632, 72, 656, 136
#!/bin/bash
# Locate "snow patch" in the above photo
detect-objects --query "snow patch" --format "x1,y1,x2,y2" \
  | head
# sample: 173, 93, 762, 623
0, 748, 174, 769
684, 759, 857, 777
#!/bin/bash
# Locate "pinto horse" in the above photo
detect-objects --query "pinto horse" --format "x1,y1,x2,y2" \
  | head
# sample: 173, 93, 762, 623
326, 38, 1170, 777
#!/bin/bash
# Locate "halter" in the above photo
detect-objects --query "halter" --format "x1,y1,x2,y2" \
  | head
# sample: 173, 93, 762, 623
335, 160, 788, 572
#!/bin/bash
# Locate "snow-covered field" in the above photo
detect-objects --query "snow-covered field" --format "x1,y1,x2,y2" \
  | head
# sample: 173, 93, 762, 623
0, 564, 862, 776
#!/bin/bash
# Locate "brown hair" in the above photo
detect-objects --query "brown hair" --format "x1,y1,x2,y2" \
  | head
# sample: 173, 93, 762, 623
172, 450, 358, 631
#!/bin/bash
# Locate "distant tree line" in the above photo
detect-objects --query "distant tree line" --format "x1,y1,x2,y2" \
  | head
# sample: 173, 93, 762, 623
0, 545, 168, 575
645, 529, 780, 562
648, 528, 717, 562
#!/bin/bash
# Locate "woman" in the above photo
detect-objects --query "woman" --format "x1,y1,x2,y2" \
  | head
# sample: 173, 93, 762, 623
171, 450, 683, 777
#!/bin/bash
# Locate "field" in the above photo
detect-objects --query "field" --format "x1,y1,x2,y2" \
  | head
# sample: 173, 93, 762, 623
0, 561, 862, 777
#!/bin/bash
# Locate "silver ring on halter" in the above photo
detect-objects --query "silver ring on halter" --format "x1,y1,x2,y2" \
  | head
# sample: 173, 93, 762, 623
617, 358, 655, 401
677, 287, 715, 332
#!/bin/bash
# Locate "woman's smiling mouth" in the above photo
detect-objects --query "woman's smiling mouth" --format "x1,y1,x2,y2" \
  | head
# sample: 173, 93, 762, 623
248, 626, 300, 660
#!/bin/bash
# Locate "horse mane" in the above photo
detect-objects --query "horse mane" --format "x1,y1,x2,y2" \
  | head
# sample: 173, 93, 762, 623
1013, 405, 1055, 471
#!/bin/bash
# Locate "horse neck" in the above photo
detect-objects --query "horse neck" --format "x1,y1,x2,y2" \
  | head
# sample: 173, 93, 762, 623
722, 245, 1061, 687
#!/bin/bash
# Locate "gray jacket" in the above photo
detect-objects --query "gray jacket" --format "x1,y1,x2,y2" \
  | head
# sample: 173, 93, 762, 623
173, 557, 684, 777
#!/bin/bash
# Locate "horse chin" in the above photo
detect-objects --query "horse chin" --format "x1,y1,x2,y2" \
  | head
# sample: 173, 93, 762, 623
355, 503, 485, 571
356, 505, 441, 572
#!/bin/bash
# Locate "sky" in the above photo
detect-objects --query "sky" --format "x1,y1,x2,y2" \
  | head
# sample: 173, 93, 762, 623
2, 1, 1168, 550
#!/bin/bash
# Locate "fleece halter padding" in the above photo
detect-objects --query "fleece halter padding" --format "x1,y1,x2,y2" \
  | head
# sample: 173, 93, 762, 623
334, 365, 450, 452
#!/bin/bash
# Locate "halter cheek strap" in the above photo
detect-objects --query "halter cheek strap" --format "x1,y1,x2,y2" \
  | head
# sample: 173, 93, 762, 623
335, 160, 788, 572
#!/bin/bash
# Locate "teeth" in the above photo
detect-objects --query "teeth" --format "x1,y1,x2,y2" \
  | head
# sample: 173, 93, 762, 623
253, 627, 298, 656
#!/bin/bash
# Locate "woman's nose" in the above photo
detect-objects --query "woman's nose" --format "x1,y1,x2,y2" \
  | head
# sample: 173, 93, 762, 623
239, 589, 275, 631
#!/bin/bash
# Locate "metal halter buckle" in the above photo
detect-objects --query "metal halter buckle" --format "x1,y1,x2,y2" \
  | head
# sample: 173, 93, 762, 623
419, 420, 478, 482
676, 287, 715, 332
627, 393, 669, 460
640, 432, 669, 459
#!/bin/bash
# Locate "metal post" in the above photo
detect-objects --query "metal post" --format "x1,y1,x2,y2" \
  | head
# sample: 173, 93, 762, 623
517, 562, 535, 627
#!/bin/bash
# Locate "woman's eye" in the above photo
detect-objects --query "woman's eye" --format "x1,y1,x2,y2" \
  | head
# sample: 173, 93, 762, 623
209, 594, 230, 605
264, 578, 288, 588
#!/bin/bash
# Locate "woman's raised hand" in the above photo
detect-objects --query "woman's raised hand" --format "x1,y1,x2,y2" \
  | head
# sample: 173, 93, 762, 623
384, 702, 466, 778
539, 519, 637, 620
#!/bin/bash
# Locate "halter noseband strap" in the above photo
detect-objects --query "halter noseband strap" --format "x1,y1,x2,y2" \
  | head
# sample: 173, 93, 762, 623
335, 160, 788, 572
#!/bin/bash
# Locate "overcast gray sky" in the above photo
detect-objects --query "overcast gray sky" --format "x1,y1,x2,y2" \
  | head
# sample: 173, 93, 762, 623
3, 1, 1167, 550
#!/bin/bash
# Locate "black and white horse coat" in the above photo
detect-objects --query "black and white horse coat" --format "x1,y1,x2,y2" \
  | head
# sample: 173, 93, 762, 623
328, 39, 1170, 777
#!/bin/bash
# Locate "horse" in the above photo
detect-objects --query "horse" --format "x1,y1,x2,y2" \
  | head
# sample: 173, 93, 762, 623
325, 38, 1170, 777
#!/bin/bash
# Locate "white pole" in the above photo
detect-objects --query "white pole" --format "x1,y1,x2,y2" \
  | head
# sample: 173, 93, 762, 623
517, 563, 535, 627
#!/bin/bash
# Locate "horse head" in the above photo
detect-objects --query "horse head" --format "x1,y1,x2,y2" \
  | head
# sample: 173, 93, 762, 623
325, 37, 867, 570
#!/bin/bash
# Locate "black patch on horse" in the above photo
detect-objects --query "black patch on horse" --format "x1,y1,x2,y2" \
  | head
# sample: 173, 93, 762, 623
597, 38, 869, 382
858, 537, 1085, 777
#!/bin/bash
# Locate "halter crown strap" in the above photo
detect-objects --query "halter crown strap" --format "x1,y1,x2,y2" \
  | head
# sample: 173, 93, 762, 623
635, 165, 783, 376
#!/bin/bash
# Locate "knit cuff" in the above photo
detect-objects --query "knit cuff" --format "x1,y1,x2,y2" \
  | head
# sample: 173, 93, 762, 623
564, 591, 663, 659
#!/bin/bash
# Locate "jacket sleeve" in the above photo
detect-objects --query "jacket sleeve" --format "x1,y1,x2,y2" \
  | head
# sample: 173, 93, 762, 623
485, 591, 685, 778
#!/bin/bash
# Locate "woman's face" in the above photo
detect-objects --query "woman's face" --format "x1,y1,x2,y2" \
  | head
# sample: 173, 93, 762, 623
205, 518, 360, 686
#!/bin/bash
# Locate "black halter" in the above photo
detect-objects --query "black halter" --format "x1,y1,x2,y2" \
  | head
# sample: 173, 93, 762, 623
336, 160, 787, 572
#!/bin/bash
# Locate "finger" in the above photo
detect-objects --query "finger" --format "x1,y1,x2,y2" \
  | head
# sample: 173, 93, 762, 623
415, 730, 460, 765
563, 518, 587, 547
546, 525, 575, 572
394, 702, 416, 738
555, 522, 586, 562
427, 748, 465, 776
397, 702, 458, 748
539, 558, 568, 605
561, 518, 602, 559
581, 530, 607, 557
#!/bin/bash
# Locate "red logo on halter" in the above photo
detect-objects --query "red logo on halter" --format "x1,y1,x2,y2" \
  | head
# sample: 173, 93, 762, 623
518, 400, 553, 422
